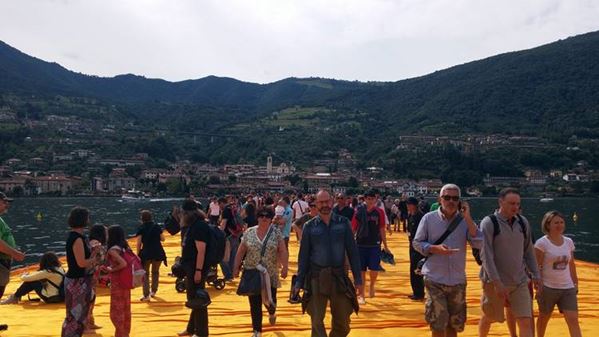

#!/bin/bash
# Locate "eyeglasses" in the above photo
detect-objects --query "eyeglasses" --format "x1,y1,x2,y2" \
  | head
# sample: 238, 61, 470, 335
441, 195, 460, 201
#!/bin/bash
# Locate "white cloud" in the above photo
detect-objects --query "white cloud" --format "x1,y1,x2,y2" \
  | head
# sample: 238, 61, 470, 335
1, 0, 598, 83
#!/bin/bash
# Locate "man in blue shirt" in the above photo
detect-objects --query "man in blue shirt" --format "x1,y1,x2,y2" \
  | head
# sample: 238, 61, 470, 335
413, 184, 481, 337
294, 190, 363, 337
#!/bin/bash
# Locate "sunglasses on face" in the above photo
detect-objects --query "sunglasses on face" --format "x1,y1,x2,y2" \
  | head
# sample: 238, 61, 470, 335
441, 195, 460, 201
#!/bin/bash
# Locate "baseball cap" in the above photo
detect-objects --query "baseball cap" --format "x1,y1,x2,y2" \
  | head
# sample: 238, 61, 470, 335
275, 205, 285, 216
0, 192, 13, 202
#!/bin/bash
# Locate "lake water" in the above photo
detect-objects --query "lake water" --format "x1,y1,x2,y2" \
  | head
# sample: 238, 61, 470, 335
2, 197, 598, 267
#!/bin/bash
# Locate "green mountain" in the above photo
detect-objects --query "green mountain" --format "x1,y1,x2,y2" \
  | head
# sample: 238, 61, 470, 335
1, 31, 599, 186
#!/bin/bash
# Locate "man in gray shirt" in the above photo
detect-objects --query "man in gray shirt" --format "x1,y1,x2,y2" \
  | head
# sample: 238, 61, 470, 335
413, 184, 481, 337
478, 188, 540, 337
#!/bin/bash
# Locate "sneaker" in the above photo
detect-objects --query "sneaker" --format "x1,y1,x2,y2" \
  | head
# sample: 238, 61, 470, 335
0, 295, 18, 305
149, 291, 156, 298
357, 296, 366, 305
177, 330, 191, 336
268, 313, 276, 326
0, 324, 7, 331
140, 296, 151, 302
251, 331, 262, 337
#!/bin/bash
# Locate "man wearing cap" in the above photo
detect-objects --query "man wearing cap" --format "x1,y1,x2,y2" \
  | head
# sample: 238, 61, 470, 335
351, 189, 389, 303
0, 192, 26, 300
294, 190, 363, 337
406, 196, 425, 301
332, 193, 354, 222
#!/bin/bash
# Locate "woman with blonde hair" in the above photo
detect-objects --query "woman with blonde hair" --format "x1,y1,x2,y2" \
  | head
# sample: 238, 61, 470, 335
534, 210, 582, 337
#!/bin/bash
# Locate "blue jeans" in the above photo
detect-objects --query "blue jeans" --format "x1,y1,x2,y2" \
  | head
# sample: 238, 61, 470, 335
220, 235, 240, 279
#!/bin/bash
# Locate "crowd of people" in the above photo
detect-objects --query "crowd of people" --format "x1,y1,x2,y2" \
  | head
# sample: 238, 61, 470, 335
0, 187, 584, 337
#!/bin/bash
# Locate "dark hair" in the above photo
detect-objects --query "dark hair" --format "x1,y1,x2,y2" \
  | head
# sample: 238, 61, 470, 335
106, 225, 129, 250
39, 251, 61, 271
89, 224, 107, 245
498, 187, 520, 199
264, 196, 274, 206
68, 206, 90, 228
182, 208, 206, 227
140, 210, 153, 223
256, 206, 275, 219
217, 197, 227, 204
282, 196, 290, 205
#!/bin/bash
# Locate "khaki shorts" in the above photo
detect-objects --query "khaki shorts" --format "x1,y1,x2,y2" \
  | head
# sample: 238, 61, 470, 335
424, 278, 467, 332
481, 281, 532, 322
537, 286, 578, 314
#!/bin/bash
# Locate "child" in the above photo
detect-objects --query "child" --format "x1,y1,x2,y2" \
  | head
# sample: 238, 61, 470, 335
102, 225, 132, 337
85, 224, 107, 333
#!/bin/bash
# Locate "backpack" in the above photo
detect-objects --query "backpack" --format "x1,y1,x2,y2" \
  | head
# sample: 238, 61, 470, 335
204, 225, 226, 268
473, 214, 527, 265
113, 248, 146, 289
45, 269, 65, 303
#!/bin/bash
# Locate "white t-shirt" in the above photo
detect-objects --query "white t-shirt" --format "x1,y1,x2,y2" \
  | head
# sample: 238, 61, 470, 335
209, 202, 221, 217
292, 200, 309, 220
534, 235, 575, 289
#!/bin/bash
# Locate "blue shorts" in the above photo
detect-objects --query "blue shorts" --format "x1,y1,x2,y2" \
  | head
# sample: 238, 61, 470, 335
358, 246, 382, 271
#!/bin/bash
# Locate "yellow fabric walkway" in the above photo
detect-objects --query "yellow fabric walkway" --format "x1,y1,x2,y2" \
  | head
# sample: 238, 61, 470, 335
1, 231, 598, 337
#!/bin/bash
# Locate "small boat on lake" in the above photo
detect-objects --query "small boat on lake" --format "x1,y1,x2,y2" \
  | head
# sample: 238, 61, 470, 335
120, 189, 148, 201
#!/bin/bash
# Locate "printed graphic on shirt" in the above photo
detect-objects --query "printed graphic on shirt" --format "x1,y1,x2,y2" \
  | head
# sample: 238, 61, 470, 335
552, 255, 569, 270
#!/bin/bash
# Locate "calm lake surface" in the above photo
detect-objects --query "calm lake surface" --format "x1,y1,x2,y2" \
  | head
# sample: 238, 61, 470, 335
2, 197, 598, 267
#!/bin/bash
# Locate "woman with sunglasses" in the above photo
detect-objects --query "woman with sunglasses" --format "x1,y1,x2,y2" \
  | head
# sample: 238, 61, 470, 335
534, 211, 582, 337
233, 206, 289, 337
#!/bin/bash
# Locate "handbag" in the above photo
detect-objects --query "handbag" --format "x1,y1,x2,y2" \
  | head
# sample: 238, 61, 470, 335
236, 226, 274, 296
415, 214, 463, 275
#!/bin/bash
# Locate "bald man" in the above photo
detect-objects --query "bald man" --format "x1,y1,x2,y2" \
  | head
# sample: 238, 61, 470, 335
294, 190, 363, 337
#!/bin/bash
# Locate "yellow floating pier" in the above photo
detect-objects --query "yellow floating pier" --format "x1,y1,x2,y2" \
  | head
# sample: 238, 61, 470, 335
2, 231, 598, 336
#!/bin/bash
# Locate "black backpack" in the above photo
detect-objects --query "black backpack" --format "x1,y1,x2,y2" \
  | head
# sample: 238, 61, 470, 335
204, 224, 226, 268
45, 269, 65, 303
473, 214, 527, 265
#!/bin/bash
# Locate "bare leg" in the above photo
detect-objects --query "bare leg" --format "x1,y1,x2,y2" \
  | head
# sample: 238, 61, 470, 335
536, 312, 551, 337
563, 310, 582, 337
516, 317, 533, 337
369, 271, 378, 297
505, 307, 518, 337
478, 313, 492, 337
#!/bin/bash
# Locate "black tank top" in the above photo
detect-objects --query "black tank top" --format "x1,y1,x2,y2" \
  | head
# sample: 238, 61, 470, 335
66, 231, 90, 278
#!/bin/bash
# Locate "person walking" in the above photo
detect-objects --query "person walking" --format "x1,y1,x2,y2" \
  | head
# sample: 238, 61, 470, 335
178, 199, 211, 337
136, 210, 166, 301
234, 206, 289, 337
294, 190, 363, 337
535, 211, 582, 337
406, 197, 425, 301
478, 188, 539, 337
413, 184, 481, 337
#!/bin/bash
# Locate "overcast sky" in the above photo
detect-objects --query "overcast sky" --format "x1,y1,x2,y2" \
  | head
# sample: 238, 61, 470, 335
1, 0, 598, 84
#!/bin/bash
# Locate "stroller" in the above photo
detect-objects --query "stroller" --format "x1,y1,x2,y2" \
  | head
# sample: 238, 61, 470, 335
172, 257, 226, 293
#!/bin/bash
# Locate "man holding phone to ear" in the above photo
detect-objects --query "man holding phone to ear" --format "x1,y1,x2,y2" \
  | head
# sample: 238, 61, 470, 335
413, 184, 481, 337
